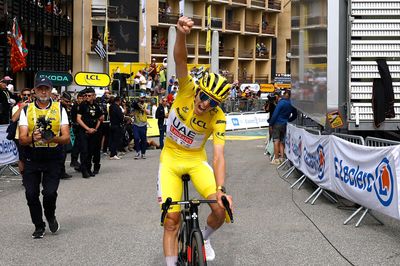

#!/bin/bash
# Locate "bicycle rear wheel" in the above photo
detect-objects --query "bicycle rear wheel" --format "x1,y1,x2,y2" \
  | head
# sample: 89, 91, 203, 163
189, 231, 206, 266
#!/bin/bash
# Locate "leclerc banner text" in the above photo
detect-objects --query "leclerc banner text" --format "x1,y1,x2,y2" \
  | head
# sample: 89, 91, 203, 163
0, 125, 19, 165
285, 124, 400, 219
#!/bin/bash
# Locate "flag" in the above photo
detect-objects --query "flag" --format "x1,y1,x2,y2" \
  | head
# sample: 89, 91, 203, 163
104, 22, 108, 45
179, 0, 185, 16
206, 5, 211, 52
141, 0, 146, 47
94, 39, 107, 60
8, 18, 28, 73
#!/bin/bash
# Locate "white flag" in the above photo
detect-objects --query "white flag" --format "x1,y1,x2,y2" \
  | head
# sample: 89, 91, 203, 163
94, 40, 106, 60
141, 0, 146, 47
179, 0, 185, 16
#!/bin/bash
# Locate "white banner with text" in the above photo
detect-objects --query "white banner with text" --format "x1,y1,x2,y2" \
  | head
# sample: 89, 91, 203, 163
285, 124, 400, 219
0, 125, 19, 166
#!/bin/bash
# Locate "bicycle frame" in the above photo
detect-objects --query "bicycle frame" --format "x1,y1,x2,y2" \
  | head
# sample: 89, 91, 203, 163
160, 174, 233, 265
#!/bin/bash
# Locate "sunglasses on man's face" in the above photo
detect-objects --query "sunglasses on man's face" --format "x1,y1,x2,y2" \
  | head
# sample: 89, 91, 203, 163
22, 94, 31, 96
199, 91, 219, 108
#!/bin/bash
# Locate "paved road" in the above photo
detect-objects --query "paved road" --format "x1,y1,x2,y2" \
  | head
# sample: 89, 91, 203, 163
1, 135, 400, 265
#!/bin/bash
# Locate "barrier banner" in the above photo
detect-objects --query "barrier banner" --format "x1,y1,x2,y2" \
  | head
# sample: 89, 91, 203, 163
285, 124, 331, 189
0, 125, 19, 165
285, 123, 400, 220
330, 136, 400, 219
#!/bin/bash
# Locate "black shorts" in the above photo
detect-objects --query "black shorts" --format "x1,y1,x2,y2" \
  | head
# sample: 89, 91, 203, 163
272, 124, 286, 142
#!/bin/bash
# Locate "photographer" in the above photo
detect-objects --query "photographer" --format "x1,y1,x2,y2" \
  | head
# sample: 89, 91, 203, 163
131, 95, 150, 159
19, 77, 70, 239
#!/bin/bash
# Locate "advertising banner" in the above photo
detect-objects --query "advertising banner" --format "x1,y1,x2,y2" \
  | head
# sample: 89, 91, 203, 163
330, 136, 400, 219
36, 71, 73, 87
74, 72, 111, 87
285, 124, 400, 220
0, 125, 19, 165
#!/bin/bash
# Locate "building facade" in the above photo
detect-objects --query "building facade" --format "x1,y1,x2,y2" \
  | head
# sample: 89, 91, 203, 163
144, 0, 283, 83
0, 0, 73, 90
75, 0, 291, 86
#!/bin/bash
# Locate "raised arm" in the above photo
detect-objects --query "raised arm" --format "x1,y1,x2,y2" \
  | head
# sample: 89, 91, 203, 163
174, 16, 194, 79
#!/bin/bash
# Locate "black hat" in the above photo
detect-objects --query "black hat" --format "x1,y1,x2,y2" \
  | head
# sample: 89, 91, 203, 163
34, 76, 53, 89
85, 87, 95, 94
61, 91, 72, 101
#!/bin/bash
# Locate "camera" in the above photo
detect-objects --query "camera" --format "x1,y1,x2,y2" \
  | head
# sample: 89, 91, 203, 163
36, 116, 55, 141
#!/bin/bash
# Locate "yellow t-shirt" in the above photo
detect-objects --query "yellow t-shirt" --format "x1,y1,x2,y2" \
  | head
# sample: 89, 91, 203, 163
164, 75, 226, 160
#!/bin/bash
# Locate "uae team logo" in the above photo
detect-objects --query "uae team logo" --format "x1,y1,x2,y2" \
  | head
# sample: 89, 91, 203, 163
373, 158, 394, 207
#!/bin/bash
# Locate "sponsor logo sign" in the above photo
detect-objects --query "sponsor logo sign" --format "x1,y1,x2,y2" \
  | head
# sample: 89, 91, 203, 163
334, 157, 394, 207
36, 71, 73, 86
74, 72, 111, 87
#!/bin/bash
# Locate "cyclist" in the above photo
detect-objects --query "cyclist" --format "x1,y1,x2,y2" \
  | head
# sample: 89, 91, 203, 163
157, 16, 233, 266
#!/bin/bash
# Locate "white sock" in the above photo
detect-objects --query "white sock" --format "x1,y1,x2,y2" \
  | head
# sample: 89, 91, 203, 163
165, 256, 177, 266
202, 225, 216, 240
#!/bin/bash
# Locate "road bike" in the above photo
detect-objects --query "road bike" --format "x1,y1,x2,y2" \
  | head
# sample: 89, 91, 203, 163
161, 174, 234, 266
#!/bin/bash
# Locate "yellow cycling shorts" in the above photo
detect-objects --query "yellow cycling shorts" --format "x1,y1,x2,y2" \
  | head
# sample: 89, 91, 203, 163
157, 150, 217, 212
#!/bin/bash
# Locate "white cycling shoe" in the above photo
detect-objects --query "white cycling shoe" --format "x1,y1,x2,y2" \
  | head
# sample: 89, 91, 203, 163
204, 239, 215, 261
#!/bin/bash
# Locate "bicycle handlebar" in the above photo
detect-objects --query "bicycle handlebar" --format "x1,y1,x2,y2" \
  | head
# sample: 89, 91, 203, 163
160, 196, 234, 226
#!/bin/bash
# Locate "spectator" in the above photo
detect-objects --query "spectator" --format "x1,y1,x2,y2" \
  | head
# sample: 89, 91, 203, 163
159, 66, 167, 91
168, 74, 176, 93
59, 91, 73, 179
269, 89, 297, 165
139, 71, 147, 91
155, 97, 168, 149
131, 95, 150, 159
0, 76, 15, 124
148, 58, 158, 80
109, 96, 124, 160
11, 88, 32, 176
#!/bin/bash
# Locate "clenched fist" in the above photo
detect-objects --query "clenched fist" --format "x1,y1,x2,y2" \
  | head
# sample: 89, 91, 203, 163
176, 16, 194, 35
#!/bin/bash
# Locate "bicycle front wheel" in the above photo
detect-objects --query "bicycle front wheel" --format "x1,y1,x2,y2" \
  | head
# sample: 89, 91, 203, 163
189, 231, 206, 266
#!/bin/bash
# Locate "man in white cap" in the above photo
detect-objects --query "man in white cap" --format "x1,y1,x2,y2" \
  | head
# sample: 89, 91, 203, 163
19, 76, 70, 238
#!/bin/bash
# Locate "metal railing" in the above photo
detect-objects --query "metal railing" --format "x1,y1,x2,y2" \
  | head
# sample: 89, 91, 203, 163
245, 23, 259, 33
226, 21, 241, 31
332, 133, 365, 145
220, 48, 235, 57
365, 137, 400, 147
238, 49, 253, 58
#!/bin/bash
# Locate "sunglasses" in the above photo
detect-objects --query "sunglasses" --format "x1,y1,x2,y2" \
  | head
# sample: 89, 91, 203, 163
22, 94, 31, 96
199, 91, 219, 108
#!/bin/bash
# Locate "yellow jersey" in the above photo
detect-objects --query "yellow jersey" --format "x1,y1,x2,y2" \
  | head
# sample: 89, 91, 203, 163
163, 75, 226, 159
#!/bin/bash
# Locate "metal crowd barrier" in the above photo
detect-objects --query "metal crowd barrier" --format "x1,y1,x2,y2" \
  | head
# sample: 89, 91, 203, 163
344, 136, 400, 227
332, 132, 365, 145
365, 136, 400, 147
276, 125, 400, 228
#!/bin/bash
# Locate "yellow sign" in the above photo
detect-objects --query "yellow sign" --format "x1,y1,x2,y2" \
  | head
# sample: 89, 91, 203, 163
260, 84, 275, 93
274, 83, 291, 89
147, 118, 160, 137
327, 110, 344, 129
74, 72, 111, 87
